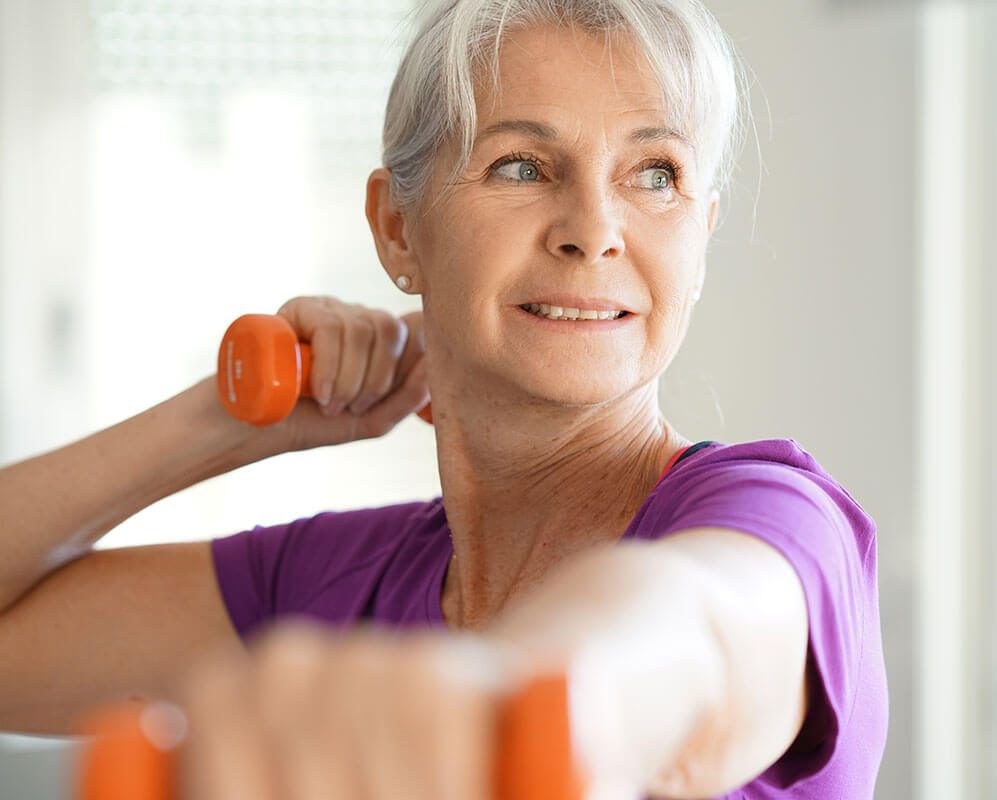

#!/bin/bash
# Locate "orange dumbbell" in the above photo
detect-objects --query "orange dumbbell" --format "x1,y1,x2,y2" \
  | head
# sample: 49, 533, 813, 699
74, 672, 587, 800
216, 313, 433, 427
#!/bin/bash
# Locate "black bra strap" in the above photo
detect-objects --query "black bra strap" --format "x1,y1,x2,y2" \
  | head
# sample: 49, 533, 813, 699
673, 440, 718, 466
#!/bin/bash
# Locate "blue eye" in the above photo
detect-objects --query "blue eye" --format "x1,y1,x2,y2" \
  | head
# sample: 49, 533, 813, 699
633, 164, 676, 191
638, 169, 670, 189
493, 155, 541, 182
489, 152, 683, 191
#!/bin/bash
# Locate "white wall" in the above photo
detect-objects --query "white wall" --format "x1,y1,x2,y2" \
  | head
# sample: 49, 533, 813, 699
662, 1, 994, 797
659, 1, 919, 794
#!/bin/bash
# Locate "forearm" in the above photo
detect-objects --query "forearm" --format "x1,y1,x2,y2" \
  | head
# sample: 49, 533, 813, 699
484, 541, 727, 799
0, 376, 280, 612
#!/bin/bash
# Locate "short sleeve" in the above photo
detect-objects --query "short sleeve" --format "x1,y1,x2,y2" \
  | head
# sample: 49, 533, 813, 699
210, 503, 427, 643
642, 445, 881, 792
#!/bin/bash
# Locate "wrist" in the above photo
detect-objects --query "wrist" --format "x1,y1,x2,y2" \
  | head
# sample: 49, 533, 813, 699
177, 376, 287, 467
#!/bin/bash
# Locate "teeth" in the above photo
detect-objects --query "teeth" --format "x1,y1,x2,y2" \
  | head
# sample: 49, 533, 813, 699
521, 303, 625, 321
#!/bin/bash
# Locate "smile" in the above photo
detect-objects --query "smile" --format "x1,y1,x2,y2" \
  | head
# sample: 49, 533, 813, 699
519, 303, 628, 321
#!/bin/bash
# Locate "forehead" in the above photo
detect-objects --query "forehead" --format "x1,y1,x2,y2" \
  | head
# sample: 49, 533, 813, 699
478, 24, 674, 126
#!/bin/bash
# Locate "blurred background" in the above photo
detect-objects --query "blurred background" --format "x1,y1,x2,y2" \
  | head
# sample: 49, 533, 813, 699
0, 0, 993, 798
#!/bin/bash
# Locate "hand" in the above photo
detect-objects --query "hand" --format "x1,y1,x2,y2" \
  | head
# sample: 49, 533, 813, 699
177, 622, 523, 800
270, 296, 429, 452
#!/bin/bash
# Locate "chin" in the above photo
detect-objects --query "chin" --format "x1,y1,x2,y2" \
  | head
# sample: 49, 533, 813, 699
510, 369, 639, 409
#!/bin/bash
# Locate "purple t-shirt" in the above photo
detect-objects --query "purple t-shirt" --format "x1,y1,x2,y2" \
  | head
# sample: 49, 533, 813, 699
210, 438, 888, 799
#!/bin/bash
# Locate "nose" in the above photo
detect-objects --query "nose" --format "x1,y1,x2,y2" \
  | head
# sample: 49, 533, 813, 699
545, 180, 625, 263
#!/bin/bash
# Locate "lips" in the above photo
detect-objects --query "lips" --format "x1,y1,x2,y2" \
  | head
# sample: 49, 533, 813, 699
517, 295, 634, 314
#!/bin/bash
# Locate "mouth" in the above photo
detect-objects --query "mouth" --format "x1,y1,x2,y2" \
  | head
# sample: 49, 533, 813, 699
518, 303, 631, 321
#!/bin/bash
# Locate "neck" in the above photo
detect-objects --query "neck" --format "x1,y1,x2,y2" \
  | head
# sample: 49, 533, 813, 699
431, 370, 689, 632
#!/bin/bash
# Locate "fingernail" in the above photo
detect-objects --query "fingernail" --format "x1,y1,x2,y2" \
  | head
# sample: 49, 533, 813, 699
319, 381, 333, 406
326, 401, 345, 416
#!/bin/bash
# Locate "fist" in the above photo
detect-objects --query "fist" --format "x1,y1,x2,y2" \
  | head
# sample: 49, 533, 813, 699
269, 296, 430, 451
177, 623, 522, 800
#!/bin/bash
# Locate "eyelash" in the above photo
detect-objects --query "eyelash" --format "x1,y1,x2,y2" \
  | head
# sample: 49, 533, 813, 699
489, 151, 683, 190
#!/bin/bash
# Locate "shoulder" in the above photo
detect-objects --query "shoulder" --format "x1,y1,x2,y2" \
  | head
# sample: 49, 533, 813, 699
672, 437, 835, 474
636, 437, 876, 560
639, 439, 888, 792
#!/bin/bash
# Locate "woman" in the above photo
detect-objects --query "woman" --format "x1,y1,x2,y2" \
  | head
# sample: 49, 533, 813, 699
0, 0, 888, 798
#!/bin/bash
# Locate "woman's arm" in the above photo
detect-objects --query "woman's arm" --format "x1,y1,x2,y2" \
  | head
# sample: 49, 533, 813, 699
0, 376, 276, 614
167, 527, 805, 800
483, 529, 810, 799
0, 299, 429, 733
0, 299, 427, 616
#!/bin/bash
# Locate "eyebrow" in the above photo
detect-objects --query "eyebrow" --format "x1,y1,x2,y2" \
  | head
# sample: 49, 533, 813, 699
477, 119, 695, 154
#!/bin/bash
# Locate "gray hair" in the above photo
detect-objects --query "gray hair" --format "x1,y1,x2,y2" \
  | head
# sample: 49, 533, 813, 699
382, 0, 751, 218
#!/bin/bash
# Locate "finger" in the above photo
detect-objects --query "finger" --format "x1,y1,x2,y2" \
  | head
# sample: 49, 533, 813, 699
428, 637, 511, 800
309, 318, 345, 410
349, 312, 408, 415
433, 677, 497, 800
323, 633, 422, 800
328, 313, 377, 414
252, 625, 357, 800
275, 297, 345, 408
276, 296, 341, 343
351, 637, 496, 800
354, 651, 437, 800
360, 354, 430, 437
179, 650, 278, 800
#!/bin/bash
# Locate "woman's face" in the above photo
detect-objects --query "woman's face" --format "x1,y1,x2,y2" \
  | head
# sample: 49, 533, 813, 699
409, 24, 718, 409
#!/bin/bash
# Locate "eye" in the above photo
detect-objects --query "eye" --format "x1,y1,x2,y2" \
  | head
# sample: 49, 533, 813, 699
490, 152, 544, 183
632, 158, 681, 192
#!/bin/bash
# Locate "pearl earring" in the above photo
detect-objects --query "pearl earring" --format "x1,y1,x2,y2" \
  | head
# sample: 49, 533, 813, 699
396, 275, 411, 291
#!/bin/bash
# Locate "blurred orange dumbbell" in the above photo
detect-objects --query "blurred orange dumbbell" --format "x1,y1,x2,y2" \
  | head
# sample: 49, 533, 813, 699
216, 313, 433, 427
74, 672, 586, 800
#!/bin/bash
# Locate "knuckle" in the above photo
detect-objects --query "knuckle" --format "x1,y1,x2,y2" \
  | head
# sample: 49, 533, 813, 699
251, 626, 338, 719
318, 315, 345, 336
351, 318, 376, 345
375, 311, 405, 339
253, 624, 331, 679
371, 376, 395, 402
276, 295, 306, 316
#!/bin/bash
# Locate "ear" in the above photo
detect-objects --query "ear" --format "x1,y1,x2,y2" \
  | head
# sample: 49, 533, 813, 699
706, 187, 719, 235
693, 188, 719, 303
365, 168, 424, 292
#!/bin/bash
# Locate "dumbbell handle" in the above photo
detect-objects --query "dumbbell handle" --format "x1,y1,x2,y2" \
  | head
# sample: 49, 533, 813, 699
217, 313, 432, 427
74, 672, 586, 800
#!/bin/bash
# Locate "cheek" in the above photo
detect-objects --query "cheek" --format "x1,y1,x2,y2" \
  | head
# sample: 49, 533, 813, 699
417, 229, 499, 344
419, 197, 507, 273
424, 201, 537, 295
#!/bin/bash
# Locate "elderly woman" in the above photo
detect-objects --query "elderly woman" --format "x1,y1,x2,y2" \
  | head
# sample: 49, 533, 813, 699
0, 0, 887, 798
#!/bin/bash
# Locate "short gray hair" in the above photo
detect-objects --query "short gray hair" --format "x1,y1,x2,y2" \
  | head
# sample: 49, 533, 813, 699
382, 0, 749, 217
